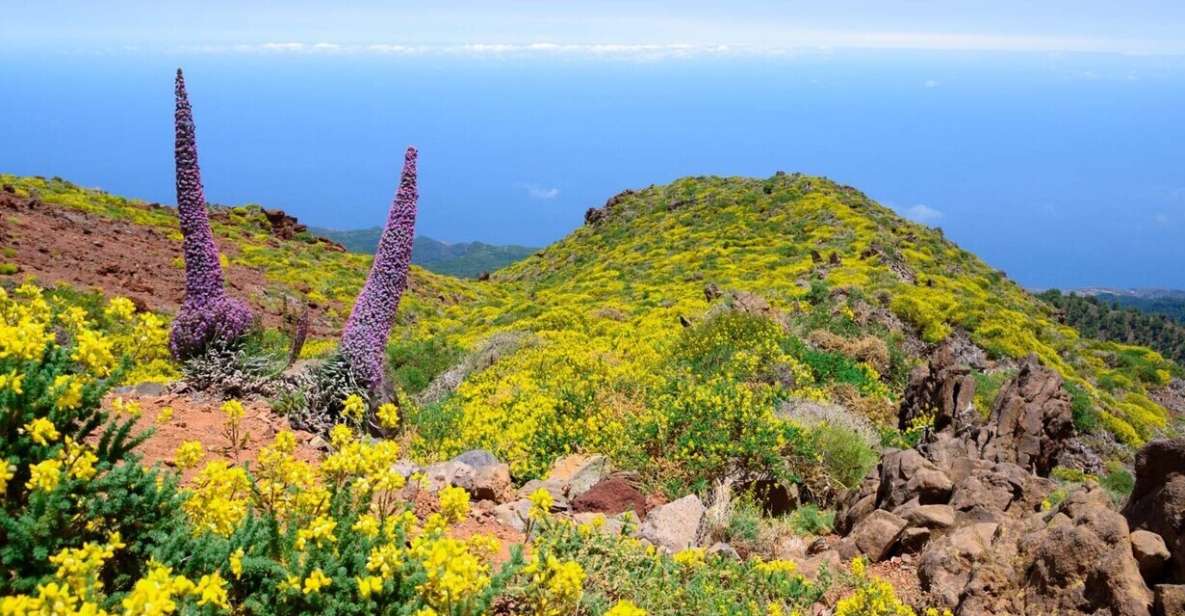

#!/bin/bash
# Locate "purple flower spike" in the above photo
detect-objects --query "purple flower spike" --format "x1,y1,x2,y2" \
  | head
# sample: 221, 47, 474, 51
169, 68, 254, 359
340, 147, 419, 390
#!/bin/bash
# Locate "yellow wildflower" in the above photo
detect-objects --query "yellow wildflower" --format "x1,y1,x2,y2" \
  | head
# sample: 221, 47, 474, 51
303, 569, 332, 594
342, 393, 367, 423
605, 600, 648, 616
53, 375, 84, 410
24, 417, 60, 446
295, 515, 337, 551
194, 571, 230, 609
27, 458, 63, 492
438, 486, 470, 524
173, 441, 204, 470
229, 548, 244, 580
157, 406, 175, 424
352, 514, 380, 538
0, 371, 24, 394
528, 488, 553, 519
72, 329, 116, 376
673, 547, 706, 568
329, 424, 354, 449
356, 575, 383, 599
59, 437, 98, 480
111, 397, 142, 418
0, 462, 14, 493
220, 399, 244, 422
104, 297, 137, 321
376, 402, 399, 430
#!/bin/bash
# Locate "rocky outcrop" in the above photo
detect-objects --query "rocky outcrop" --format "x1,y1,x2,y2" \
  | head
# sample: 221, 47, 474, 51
1123, 439, 1185, 585
833, 341, 1157, 615
975, 356, 1075, 475
899, 337, 979, 432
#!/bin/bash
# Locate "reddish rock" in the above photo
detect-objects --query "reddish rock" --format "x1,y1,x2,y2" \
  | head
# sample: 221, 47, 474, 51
572, 477, 647, 517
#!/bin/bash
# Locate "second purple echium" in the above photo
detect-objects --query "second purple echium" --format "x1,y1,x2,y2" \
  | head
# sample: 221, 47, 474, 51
169, 69, 255, 359
339, 147, 420, 392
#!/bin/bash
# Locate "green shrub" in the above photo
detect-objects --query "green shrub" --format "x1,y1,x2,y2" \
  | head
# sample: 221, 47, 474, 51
789, 504, 835, 536
809, 424, 879, 491
386, 334, 464, 394
1065, 381, 1099, 433
1101, 461, 1135, 503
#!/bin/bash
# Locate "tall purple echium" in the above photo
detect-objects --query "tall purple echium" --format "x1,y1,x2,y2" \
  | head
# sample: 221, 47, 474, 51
339, 147, 419, 391
169, 68, 254, 359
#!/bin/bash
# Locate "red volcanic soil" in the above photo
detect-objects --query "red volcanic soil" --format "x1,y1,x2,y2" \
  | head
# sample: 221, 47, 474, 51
0, 189, 336, 332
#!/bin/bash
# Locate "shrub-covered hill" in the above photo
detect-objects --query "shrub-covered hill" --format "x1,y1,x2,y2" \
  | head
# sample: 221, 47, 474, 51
401, 173, 1180, 482
2, 172, 1180, 491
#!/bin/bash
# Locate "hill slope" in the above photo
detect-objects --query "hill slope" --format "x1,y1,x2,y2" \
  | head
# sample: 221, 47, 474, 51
310, 227, 536, 278
401, 173, 1181, 479
2, 172, 1180, 485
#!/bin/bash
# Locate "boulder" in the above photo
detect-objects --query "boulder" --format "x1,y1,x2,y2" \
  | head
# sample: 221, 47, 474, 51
421, 451, 512, 502
707, 542, 740, 561
847, 509, 907, 562
877, 448, 953, 509
1155, 585, 1185, 616
903, 504, 956, 530
918, 522, 1000, 608
517, 479, 570, 511
547, 454, 610, 498
639, 494, 705, 552
799, 549, 842, 581
1023, 488, 1152, 616
1124, 439, 1185, 584
453, 462, 512, 502
1132, 530, 1172, 583
572, 476, 648, 517
492, 499, 531, 532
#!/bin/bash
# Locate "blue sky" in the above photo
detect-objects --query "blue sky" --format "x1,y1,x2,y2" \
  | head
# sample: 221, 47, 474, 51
2, 2, 1184, 288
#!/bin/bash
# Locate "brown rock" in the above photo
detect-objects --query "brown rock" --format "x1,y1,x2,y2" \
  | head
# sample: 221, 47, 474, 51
1132, 530, 1172, 583
877, 448, 953, 509
904, 504, 956, 530
1155, 585, 1185, 616
1124, 439, 1185, 584
571, 477, 647, 517
849, 509, 908, 561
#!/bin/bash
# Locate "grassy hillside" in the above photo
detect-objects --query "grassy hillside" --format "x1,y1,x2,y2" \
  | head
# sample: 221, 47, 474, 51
2, 172, 1180, 489
310, 227, 537, 278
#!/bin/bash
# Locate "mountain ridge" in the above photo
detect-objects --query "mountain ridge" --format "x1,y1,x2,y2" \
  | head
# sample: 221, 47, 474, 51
309, 226, 536, 278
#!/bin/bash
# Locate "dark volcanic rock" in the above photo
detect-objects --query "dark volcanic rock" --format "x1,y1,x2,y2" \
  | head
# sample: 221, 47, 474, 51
1124, 439, 1185, 584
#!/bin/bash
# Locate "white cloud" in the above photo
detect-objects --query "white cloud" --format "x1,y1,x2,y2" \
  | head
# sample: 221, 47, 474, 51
522, 183, 560, 200
1155, 213, 1170, 224
905, 204, 944, 223
923, 79, 940, 88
